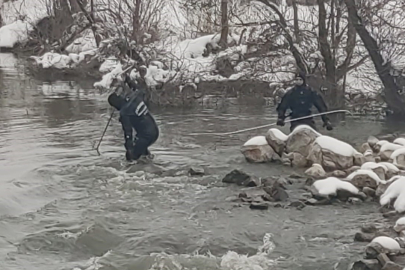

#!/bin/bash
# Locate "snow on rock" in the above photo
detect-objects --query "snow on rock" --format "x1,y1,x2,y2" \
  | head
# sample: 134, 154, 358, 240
359, 142, 372, 154
307, 135, 360, 171
391, 148, 405, 169
312, 177, 359, 197
380, 176, 405, 213
378, 162, 400, 179
361, 162, 388, 180
375, 140, 389, 153
244, 136, 268, 146
315, 135, 357, 157
393, 138, 405, 146
94, 63, 125, 90
363, 150, 376, 163
241, 136, 279, 163
286, 125, 320, 158
346, 169, 384, 189
367, 136, 379, 149
0, 20, 33, 48
378, 142, 404, 161
375, 175, 402, 198
265, 128, 287, 156
394, 217, 405, 233
305, 163, 326, 179
370, 236, 401, 251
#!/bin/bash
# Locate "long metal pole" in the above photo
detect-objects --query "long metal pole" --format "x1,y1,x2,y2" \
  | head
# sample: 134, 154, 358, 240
189, 110, 351, 136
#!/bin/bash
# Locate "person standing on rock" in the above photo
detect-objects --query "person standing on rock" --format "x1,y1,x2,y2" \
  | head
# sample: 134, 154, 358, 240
108, 86, 159, 162
276, 72, 333, 132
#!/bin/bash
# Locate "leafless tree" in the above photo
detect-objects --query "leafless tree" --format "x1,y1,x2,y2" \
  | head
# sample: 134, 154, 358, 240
343, 0, 405, 116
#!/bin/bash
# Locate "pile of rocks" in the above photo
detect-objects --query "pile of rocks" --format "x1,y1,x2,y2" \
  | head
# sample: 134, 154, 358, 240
350, 218, 405, 269
240, 125, 405, 212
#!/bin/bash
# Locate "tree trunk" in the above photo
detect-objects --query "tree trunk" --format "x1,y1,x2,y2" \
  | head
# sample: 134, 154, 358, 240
132, 0, 142, 42
292, 0, 300, 43
343, 0, 405, 115
317, 0, 345, 110
219, 0, 229, 49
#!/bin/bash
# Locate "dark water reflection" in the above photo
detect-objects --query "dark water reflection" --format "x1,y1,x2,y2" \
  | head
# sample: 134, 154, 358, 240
1, 52, 404, 270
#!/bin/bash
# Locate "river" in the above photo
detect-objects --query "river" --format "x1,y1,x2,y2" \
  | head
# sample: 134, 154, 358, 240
0, 52, 404, 270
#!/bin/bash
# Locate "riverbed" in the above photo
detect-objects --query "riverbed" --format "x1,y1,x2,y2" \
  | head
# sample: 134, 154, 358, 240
1, 52, 404, 270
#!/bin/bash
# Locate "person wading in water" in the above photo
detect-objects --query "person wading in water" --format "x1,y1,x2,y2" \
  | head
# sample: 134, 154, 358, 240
276, 72, 333, 132
108, 75, 159, 162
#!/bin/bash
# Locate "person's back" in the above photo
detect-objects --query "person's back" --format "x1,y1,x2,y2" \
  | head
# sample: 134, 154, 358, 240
108, 90, 159, 161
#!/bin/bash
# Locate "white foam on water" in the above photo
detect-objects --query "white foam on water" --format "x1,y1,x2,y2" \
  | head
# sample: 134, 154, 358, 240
73, 233, 278, 270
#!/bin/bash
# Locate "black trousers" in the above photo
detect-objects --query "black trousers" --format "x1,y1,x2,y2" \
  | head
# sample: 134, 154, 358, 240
289, 118, 317, 132
131, 135, 158, 160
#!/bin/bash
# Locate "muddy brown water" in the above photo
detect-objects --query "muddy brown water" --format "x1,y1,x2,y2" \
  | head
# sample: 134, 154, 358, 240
1, 52, 405, 270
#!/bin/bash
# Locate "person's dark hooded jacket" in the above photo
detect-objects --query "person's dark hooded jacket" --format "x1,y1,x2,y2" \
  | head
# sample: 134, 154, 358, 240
276, 73, 333, 131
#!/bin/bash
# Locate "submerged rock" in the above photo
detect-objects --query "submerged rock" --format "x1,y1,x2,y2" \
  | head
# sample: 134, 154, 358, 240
188, 166, 205, 176
222, 170, 260, 186
249, 202, 269, 210
350, 259, 380, 270
241, 136, 279, 163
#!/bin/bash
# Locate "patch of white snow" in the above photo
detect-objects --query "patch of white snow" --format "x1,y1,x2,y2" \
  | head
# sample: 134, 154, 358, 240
314, 135, 357, 157
361, 162, 388, 172
268, 128, 288, 142
394, 138, 405, 146
0, 20, 33, 48
380, 177, 405, 213
371, 236, 401, 251
313, 177, 359, 196
244, 136, 268, 146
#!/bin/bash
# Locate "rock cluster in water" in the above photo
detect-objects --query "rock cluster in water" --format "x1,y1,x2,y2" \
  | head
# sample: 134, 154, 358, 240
236, 125, 405, 269
240, 125, 405, 213
350, 219, 405, 269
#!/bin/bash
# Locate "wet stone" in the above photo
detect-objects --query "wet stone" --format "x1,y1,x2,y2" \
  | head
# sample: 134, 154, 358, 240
289, 172, 304, 179
289, 201, 306, 210
350, 259, 380, 270
188, 166, 205, 176
222, 169, 258, 186
249, 202, 269, 210
381, 261, 403, 270
362, 224, 378, 234
348, 197, 363, 205
354, 232, 375, 242
305, 198, 331, 206
363, 187, 376, 198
